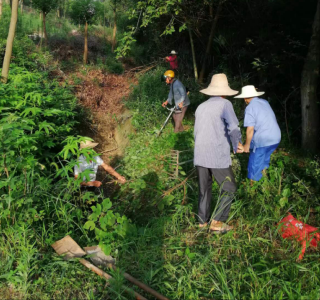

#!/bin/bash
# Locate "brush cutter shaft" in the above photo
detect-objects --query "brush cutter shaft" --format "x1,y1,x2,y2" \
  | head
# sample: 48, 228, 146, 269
80, 259, 148, 300
157, 107, 179, 137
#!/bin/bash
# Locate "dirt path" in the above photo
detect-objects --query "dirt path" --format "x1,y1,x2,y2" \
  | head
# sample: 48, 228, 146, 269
69, 68, 137, 163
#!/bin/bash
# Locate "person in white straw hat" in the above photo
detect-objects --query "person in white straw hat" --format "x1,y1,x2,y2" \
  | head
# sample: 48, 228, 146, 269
194, 73, 243, 233
74, 140, 126, 188
165, 50, 178, 70
234, 85, 281, 182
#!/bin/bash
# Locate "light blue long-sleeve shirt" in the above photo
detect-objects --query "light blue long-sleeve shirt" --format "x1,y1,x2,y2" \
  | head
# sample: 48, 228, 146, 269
194, 97, 242, 168
167, 79, 190, 108
244, 97, 281, 151
74, 155, 103, 181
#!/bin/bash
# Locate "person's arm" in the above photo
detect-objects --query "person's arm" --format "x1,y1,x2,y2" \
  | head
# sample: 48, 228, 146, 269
243, 126, 254, 153
74, 174, 101, 187
222, 101, 242, 153
101, 163, 126, 184
243, 106, 255, 153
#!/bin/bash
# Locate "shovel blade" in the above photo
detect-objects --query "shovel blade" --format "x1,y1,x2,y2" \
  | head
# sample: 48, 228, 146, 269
51, 235, 86, 260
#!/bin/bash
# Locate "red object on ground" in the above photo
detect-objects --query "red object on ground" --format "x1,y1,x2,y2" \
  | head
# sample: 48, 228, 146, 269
166, 55, 178, 70
279, 213, 320, 260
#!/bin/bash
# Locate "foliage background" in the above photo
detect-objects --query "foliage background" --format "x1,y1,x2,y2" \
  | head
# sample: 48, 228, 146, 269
1, 0, 320, 299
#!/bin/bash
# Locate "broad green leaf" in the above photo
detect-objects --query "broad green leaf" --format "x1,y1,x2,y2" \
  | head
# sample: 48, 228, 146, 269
84, 221, 96, 231
102, 198, 112, 212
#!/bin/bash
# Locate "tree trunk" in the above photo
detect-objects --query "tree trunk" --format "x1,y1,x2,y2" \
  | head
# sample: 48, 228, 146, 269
42, 12, 47, 47
188, 27, 198, 81
0, 0, 2, 18
111, 4, 117, 52
64, 0, 67, 18
103, 0, 106, 38
199, 0, 223, 83
301, 0, 320, 151
83, 21, 88, 64
1, 0, 18, 83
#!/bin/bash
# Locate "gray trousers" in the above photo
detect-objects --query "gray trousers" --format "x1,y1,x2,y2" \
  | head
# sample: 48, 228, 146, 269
172, 106, 187, 132
197, 166, 237, 224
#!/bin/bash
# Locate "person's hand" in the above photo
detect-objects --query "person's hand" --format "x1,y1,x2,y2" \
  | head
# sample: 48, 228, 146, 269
117, 176, 126, 184
91, 181, 102, 187
165, 56, 169, 61
236, 143, 244, 154
178, 102, 183, 109
162, 100, 168, 108
243, 144, 250, 153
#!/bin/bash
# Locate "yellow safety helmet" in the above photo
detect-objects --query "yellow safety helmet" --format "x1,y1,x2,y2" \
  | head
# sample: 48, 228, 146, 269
164, 70, 175, 78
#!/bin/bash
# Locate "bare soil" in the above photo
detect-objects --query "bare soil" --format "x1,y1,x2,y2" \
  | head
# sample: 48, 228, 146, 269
68, 68, 137, 164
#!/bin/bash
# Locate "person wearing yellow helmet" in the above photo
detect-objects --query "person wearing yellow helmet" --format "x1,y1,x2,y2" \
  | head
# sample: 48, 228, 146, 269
162, 70, 190, 132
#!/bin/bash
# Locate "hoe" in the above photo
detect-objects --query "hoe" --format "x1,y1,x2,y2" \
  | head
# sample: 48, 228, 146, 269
52, 235, 169, 300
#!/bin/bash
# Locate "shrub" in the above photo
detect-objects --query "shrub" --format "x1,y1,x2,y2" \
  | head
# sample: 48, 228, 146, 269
105, 57, 124, 74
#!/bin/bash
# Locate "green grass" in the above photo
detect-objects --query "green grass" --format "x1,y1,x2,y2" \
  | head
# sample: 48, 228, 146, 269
1, 13, 320, 298
108, 68, 320, 299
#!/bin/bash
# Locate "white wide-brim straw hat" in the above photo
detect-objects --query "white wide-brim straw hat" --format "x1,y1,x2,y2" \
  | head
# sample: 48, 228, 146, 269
234, 85, 265, 98
170, 50, 177, 55
200, 73, 238, 96
80, 140, 99, 150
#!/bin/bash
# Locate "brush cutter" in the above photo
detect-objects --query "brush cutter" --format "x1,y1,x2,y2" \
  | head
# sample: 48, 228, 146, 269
52, 236, 169, 300
157, 106, 181, 137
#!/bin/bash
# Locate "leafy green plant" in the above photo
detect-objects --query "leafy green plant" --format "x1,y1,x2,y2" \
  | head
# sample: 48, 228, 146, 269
84, 198, 131, 255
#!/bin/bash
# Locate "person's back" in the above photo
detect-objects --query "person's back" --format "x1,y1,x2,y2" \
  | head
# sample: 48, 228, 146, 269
245, 97, 281, 149
168, 55, 178, 70
166, 51, 178, 70
193, 73, 241, 232
194, 97, 238, 168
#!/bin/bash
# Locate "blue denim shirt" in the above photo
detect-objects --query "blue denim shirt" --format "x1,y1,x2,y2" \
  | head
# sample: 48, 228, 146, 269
244, 97, 281, 151
167, 79, 190, 108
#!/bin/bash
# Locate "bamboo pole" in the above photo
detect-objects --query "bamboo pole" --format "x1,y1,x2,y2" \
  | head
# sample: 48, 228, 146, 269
188, 27, 198, 81
83, 21, 88, 64
1, 0, 18, 83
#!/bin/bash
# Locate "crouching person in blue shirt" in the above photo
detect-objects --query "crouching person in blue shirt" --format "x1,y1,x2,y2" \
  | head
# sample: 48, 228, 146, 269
235, 85, 281, 182
74, 140, 126, 190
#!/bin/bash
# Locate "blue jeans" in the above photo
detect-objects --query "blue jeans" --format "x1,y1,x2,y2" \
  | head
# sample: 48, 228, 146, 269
248, 143, 279, 181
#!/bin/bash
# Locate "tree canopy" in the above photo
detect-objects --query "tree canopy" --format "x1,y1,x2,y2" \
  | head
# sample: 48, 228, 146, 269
32, 0, 59, 15
70, 0, 100, 25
